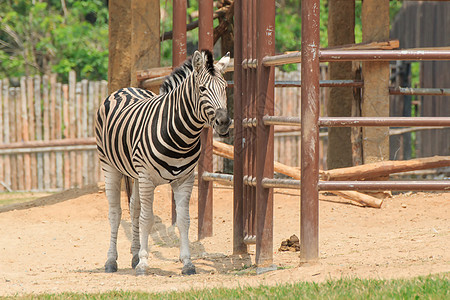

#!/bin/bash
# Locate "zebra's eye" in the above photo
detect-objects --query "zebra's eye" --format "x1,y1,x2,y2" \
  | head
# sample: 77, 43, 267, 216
199, 86, 207, 92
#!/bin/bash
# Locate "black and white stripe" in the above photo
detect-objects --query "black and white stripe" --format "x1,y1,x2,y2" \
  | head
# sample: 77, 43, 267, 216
95, 50, 231, 275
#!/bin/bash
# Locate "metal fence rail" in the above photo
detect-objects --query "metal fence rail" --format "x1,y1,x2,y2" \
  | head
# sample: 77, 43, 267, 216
195, 0, 450, 266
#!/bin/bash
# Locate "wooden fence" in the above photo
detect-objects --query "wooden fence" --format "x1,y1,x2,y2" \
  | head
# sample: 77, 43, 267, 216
0, 68, 328, 192
273, 66, 329, 170
0, 71, 107, 192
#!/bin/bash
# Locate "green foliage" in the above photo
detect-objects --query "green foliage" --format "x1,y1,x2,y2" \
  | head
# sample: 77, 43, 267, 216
13, 273, 450, 299
0, 0, 108, 81
1, 1, 405, 79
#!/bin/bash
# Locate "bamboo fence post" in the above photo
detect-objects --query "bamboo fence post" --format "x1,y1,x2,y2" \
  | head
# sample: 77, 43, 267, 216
82, 79, 89, 186
88, 81, 96, 184
15, 87, 24, 190
20, 77, 31, 190
76, 81, 83, 187
43, 75, 51, 189
63, 83, 70, 189
55, 82, 63, 189
26, 77, 37, 189
9, 87, 17, 190
69, 71, 77, 188
34, 75, 43, 190
99, 80, 108, 180
49, 74, 57, 189
0, 80, 3, 191
3, 80, 11, 190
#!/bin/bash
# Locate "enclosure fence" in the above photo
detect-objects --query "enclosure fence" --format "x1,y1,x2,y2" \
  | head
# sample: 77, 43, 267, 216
0, 72, 107, 192
0, 69, 313, 193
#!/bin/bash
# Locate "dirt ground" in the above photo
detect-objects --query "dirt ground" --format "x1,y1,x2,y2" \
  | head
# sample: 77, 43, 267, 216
0, 183, 448, 296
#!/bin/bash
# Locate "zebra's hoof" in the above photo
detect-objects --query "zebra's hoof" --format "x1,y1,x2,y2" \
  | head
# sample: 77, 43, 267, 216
105, 259, 118, 273
181, 262, 196, 275
135, 264, 148, 276
131, 254, 139, 269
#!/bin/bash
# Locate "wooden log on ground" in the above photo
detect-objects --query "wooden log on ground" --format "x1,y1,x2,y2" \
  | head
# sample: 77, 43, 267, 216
322, 156, 450, 181
212, 140, 382, 208
331, 190, 383, 208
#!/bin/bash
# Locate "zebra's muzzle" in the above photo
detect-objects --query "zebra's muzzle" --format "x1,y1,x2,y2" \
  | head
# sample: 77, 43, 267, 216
213, 108, 232, 137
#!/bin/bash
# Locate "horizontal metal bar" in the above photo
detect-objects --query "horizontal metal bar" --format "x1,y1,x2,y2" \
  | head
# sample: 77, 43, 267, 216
320, 49, 450, 62
202, 172, 233, 183
262, 52, 301, 66
262, 49, 450, 67
228, 80, 363, 88
389, 87, 450, 96
229, 82, 448, 96
263, 116, 301, 126
273, 80, 364, 88
262, 116, 450, 128
261, 178, 300, 189
319, 181, 450, 191
260, 178, 450, 191
319, 117, 450, 127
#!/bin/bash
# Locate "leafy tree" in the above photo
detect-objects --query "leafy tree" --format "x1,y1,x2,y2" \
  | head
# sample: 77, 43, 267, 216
0, 0, 404, 80
0, 0, 108, 81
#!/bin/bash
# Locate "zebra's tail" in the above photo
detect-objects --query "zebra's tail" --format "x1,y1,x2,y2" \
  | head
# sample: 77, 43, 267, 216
124, 176, 133, 210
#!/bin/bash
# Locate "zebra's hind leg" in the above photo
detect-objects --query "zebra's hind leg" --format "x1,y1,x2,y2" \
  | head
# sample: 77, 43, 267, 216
129, 179, 141, 269
103, 164, 123, 273
171, 173, 196, 275
135, 174, 156, 276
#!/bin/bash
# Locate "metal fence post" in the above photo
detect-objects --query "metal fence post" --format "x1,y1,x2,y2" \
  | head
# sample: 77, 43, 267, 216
255, 0, 275, 266
300, 0, 321, 262
198, 0, 214, 239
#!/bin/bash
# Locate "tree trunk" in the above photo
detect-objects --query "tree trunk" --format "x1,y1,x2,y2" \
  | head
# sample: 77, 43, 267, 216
108, 0, 131, 93
326, 0, 355, 169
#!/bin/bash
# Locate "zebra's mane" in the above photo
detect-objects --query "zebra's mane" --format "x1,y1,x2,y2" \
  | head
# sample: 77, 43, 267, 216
160, 50, 215, 94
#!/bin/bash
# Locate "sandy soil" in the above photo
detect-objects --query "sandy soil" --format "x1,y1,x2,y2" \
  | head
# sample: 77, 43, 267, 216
0, 183, 449, 296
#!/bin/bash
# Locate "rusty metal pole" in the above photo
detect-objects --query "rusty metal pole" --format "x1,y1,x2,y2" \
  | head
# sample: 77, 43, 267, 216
233, 0, 246, 254
171, 0, 187, 225
255, 0, 275, 266
198, 0, 214, 239
243, 0, 252, 242
242, 0, 250, 242
300, 0, 320, 262
173, 0, 187, 68
250, 0, 256, 244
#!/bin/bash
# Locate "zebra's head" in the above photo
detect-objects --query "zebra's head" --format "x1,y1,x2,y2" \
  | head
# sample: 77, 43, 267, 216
192, 50, 231, 137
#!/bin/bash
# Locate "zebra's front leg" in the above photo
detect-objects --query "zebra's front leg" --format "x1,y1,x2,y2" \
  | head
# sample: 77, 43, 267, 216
103, 165, 123, 273
171, 173, 196, 275
135, 174, 155, 276
129, 178, 141, 269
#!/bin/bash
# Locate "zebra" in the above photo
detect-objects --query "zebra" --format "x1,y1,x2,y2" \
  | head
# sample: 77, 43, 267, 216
95, 50, 231, 276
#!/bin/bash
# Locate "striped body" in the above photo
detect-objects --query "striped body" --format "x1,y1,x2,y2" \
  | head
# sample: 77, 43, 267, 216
95, 50, 231, 275
96, 86, 202, 183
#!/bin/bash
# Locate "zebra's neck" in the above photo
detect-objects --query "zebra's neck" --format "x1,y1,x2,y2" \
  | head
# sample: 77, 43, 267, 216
157, 73, 205, 148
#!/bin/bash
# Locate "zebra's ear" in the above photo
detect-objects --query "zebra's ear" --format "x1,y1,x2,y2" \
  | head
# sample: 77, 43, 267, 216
216, 52, 230, 74
192, 50, 204, 73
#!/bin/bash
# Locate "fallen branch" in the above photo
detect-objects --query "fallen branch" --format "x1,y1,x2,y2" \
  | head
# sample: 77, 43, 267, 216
212, 140, 383, 208
322, 156, 450, 181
